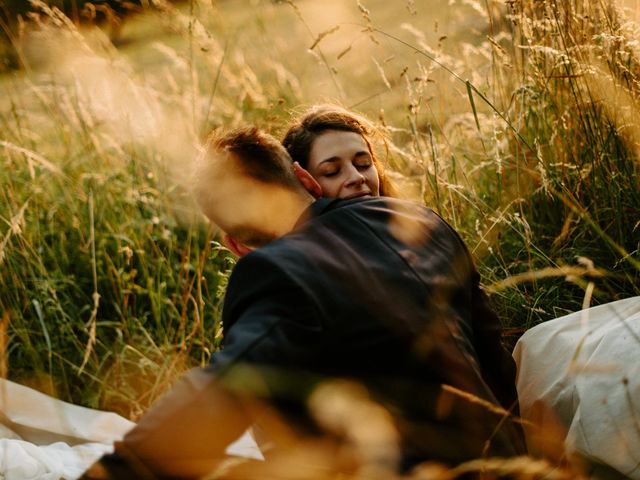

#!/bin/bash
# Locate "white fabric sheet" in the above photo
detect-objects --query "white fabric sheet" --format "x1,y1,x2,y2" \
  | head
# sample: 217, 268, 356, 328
514, 296, 640, 479
0, 378, 134, 480
0, 378, 262, 480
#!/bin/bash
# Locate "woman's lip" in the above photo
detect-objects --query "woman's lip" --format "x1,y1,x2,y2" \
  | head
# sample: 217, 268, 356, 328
343, 191, 371, 200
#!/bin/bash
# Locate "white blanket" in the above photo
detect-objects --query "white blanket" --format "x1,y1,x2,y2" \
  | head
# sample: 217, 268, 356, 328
514, 296, 640, 479
0, 379, 134, 480
0, 379, 262, 479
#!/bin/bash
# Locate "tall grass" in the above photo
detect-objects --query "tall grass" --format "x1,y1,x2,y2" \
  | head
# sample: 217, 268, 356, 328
479, 0, 640, 330
0, 0, 638, 429
0, 103, 232, 415
0, 15, 235, 414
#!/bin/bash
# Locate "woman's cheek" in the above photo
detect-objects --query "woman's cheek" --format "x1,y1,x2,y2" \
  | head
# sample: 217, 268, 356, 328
318, 178, 339, 198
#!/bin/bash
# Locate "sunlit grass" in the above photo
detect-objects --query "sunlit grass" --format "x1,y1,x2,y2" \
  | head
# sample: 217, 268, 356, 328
0, 1, 638, 476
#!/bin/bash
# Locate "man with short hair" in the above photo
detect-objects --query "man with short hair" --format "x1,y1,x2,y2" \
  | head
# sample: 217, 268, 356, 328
82, 127, 525, 479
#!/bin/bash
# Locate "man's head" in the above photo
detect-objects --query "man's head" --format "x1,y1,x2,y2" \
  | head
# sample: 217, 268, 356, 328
193, 127, 317, 248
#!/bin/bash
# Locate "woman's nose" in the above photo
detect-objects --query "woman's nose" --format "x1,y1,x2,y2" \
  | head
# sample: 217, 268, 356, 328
345, 166, 365, 187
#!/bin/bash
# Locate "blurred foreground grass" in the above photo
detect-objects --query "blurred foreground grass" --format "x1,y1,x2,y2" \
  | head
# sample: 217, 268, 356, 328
0, 0, 638, 419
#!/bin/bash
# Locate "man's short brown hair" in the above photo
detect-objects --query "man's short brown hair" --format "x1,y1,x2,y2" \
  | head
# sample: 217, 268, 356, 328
210, 126, 301, 188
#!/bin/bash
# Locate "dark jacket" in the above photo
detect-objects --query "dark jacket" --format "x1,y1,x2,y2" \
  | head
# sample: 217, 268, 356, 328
83, 196, 525, 479
214, 197, 525, 464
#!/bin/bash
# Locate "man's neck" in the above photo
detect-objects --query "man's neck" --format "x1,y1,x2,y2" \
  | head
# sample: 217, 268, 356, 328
266, 189, 315, 239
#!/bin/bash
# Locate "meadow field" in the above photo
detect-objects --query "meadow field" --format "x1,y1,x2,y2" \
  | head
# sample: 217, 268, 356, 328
0, 0, 639, 475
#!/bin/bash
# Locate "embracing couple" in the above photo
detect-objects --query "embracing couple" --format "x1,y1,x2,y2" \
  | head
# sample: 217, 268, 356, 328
82, 105, 527, 479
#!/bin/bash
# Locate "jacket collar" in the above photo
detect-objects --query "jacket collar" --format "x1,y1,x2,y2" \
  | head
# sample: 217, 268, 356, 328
294, 196, 383, 230
293, 197, 339, 229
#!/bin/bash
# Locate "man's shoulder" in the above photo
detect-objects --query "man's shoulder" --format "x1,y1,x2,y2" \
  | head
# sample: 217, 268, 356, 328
320, 195, 432, 213
305, 196, 437, 226
317, 196, 448, 234
236, 196, 455, 270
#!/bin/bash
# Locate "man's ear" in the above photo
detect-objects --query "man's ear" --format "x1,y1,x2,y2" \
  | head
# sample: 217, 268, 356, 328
222, 234, 253, 257
293, 162, 322, 199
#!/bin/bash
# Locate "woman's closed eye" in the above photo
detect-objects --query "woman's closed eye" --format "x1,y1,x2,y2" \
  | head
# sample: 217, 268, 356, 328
355, 161, 373, 171
354, 152, 373, 169
322, 167, 340, 177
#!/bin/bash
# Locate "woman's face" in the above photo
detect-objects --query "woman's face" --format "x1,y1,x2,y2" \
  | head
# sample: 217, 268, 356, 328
307, 130, 380, 199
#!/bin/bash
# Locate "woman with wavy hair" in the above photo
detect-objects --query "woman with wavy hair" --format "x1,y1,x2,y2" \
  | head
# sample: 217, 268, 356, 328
282, 104, 397, 200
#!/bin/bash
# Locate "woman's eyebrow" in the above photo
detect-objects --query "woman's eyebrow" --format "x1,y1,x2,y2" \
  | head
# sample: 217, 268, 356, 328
317, 157, 340, 166
354, 150, 370, 157
318, 150, 370, 166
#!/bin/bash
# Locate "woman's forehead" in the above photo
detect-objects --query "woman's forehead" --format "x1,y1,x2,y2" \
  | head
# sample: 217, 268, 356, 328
309, 130, 369, 165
